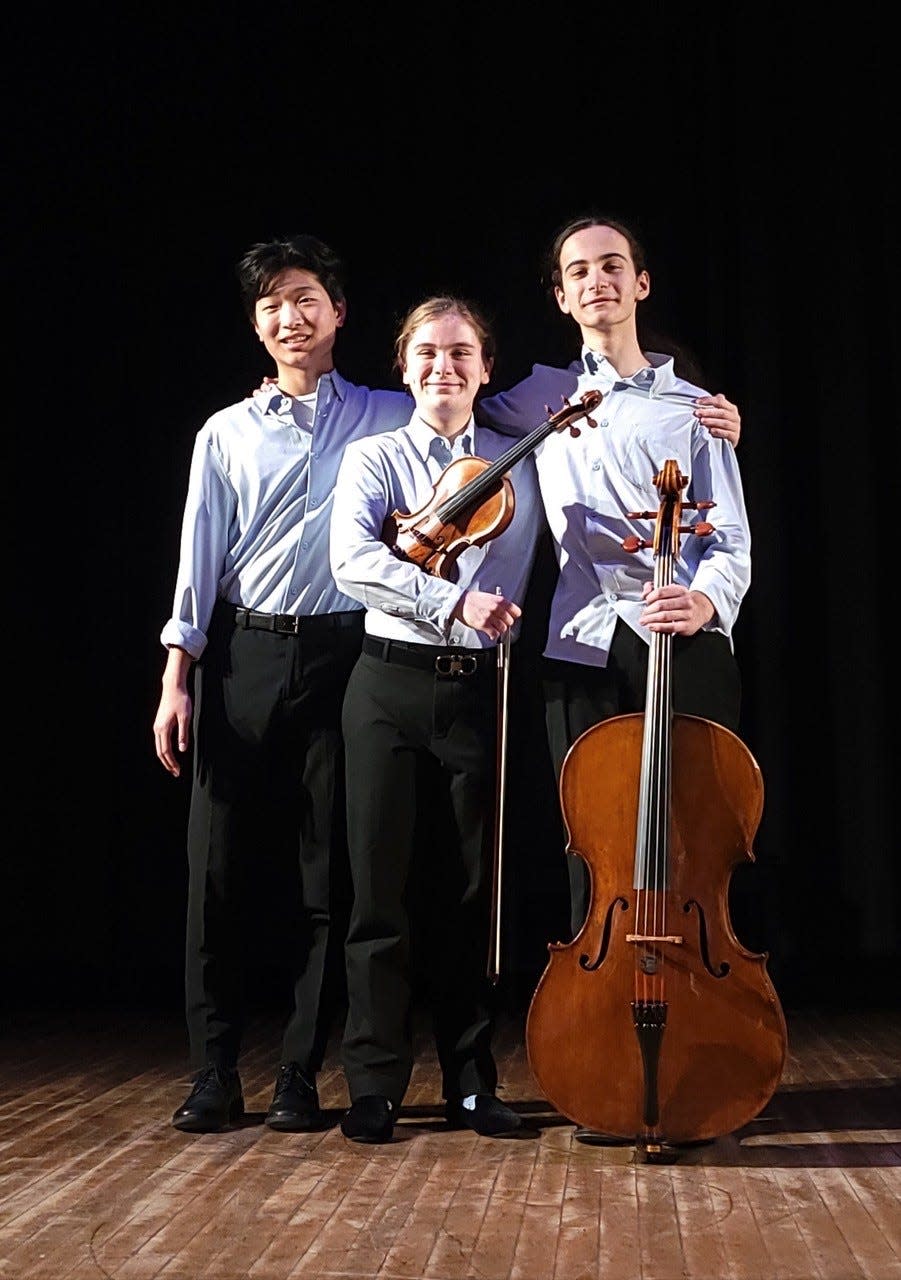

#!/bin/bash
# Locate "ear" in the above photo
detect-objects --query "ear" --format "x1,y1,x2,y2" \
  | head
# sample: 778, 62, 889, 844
401, 365, 410, 386
554, 285, 571, 316
335, 300, 347, 328
636, 271, 650, 300
481, 357, 494, 384
252, 321, 263, 342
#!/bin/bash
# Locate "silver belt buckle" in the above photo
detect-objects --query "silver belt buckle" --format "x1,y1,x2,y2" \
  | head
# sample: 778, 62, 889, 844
435, 653, 478, 677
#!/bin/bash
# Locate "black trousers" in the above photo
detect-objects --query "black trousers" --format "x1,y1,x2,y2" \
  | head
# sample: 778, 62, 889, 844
341, 648, 500, 1107
184, 600, 363, 1072
543, 621, 742, 938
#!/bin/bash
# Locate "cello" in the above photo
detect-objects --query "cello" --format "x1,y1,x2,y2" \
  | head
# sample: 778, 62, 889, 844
525, 459, 787, 1158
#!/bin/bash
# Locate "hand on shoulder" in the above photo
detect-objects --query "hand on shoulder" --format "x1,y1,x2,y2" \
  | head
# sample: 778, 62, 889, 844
694, 394, 741, 446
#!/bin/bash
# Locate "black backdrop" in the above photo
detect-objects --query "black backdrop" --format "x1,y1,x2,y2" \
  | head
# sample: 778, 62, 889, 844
8, 9, 895, 1020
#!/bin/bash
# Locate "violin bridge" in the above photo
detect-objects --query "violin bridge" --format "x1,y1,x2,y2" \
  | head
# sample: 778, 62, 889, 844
626, 934, 684, 944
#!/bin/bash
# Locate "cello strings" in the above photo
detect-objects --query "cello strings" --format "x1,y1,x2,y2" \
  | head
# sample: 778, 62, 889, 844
635, 484, 678, 1007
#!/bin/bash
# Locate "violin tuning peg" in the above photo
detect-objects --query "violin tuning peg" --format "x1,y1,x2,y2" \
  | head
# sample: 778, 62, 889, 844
569, 426, 581, 438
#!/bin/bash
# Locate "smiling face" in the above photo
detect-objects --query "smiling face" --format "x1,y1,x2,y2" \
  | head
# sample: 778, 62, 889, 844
554, 223, 650, 339
253, 267, 345, 390
400, 311, 491, 434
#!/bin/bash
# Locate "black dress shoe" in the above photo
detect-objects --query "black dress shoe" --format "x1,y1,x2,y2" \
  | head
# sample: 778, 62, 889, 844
445, 1095, 526, 1138
171, 1065, 243, 1132
340, 1095, 394, 1144
265, 1062, 322, 1131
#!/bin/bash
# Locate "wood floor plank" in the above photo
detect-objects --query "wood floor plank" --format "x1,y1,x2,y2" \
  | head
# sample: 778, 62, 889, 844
814, 1166, 901, 1279
1, 1007, 899, 1280
778, 1167, 868, 1280
671, 1166, 734, 1280
733, 1165, 821, 1279
846, 1166, 901, 1253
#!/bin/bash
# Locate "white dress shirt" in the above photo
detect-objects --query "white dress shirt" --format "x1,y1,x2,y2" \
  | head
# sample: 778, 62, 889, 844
160, 373, 410, 659
330, 412, 543, 649
483, 351, 751, 667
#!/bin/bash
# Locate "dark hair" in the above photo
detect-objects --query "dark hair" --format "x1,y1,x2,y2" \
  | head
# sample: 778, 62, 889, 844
235, 234, 346, 320
393, 295, 497, 376
542, 212, 705, 383
542, 212, 648, 297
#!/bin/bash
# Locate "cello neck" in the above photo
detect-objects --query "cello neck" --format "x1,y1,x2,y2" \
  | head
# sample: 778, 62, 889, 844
631, 461, 686, 892
634, 526, 675, 891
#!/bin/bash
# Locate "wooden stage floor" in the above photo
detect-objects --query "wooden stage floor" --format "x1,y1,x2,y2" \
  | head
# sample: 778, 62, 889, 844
1, 1004, 898, 1280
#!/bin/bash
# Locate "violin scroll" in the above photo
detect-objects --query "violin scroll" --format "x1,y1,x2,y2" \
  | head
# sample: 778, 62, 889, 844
544, 389, 603, 440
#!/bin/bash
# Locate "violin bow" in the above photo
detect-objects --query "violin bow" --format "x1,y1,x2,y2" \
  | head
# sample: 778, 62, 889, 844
487, 590, 511, 983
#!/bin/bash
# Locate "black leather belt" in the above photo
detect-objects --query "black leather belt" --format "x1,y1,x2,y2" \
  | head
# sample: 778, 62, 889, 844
230, 604, 361, 635
362, 634, 494, 676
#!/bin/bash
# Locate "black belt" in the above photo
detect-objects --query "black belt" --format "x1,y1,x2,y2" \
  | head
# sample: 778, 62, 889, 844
229, 604, 362, 635
362, 634, 495, 676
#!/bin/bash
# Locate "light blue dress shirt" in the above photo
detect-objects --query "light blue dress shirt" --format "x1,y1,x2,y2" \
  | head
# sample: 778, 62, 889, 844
329, 412, 543, 650
482, 351, 751, 667
161, 373, 410, 659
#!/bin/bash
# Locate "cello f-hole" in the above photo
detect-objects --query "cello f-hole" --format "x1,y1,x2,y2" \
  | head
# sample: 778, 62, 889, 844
579, 895, 629, 971
683, 898, 730, 978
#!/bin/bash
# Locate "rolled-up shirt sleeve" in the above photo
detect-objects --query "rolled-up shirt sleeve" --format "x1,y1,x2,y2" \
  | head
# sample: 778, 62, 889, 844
160, 432, 236, 659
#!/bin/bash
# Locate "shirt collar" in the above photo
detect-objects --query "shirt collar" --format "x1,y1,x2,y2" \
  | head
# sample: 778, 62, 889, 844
581, 348, 615, 381
406, 412, 475, 463
258, 368, 346, 416
582, 348, 679, 397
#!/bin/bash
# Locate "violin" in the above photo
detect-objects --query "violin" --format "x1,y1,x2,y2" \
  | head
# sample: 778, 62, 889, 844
525, 459, 787, 1158
382, 390, 603, 579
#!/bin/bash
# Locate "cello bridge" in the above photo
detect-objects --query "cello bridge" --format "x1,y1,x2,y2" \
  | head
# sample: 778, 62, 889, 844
626, 934, 683, 944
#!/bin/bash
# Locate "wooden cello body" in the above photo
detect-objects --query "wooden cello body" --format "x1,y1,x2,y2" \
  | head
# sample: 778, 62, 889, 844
525, 461, 786, 1154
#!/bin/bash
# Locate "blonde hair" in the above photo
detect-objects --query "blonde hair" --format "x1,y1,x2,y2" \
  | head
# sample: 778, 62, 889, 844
393, 295, 496, 376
